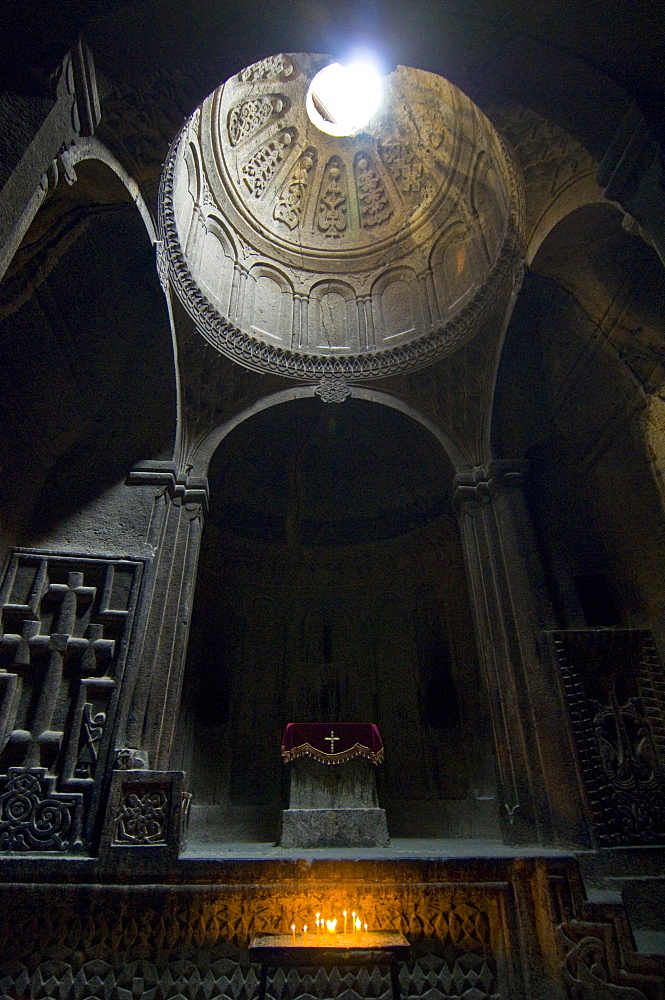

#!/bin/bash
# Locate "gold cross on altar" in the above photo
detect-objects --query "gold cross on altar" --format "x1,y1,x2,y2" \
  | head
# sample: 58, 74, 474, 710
325, 730, 340, 752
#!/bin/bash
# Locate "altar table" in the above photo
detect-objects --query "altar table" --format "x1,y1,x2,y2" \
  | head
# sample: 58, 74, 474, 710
250, 930, 410, 1000
280, 723, 389, 848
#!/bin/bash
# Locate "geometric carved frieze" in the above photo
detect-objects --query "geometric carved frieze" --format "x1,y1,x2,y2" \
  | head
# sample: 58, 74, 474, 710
0, 881, 504, 997
548, 628, 665, 846
161, 54, 525, 380
2, 862, 664, 1000
0, 551, 143, 851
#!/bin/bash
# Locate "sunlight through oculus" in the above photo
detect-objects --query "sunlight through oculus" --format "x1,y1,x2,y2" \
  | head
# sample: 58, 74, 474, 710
306, 62, 383, 136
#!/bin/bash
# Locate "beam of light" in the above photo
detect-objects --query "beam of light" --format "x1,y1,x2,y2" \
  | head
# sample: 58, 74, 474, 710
306, 62, 383, 137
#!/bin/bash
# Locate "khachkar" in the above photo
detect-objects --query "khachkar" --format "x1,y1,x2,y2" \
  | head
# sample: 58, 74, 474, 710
160, 53, 524, 382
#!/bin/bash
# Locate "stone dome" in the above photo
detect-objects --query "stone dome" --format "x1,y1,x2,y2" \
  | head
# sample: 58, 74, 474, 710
160, 53, 524, 379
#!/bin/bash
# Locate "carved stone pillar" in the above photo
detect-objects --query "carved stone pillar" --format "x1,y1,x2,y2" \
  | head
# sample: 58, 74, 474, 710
119, 463, 208, 771
453, 461, 589, 846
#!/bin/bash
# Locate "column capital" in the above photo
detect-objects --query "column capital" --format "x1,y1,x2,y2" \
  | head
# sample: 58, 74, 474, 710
127, 461, 209, 513
452, 460, 529, 513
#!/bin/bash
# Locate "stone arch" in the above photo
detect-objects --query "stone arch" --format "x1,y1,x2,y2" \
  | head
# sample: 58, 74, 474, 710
185, 140, 203, 204
177, 390, 489, 844
489, 103, 606, 266
245, 263, 294, 343
490, 199, 665, 653
0, 150, 179, 550
429, 220, 476, 318
197, 215, 237, 315
470, 150, 505, 262
188, 385, 468, 478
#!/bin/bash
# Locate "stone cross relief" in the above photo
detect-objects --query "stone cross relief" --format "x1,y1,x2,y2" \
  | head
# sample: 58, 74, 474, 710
0, 570, 115, 769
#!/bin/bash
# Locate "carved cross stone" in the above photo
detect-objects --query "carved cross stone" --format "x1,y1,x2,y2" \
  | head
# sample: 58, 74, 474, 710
1, 572, 115, 767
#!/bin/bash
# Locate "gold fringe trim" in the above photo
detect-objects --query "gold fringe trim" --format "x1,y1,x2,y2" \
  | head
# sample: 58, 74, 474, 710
281, 742, 384, 765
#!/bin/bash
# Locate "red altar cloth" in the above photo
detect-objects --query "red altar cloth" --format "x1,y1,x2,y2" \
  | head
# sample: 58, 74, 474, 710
281, 723, 384, 765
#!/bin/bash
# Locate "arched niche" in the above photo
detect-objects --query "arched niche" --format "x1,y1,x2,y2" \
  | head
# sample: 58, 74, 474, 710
0, 157, 178, 551
245, 263, 293, 344
371, 267, 421, 346
175, 396, 497, 846
429, 222, 477, 320
490, 201, 665, 655
308, 280, 359, 352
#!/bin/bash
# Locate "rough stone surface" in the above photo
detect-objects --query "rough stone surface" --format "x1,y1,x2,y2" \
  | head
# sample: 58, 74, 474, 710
281, 807, 390, 848
287, 758, 380, 809
280, 757, 389, 848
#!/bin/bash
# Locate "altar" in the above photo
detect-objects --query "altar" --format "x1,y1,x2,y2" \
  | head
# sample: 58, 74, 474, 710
280, 723, 390, 848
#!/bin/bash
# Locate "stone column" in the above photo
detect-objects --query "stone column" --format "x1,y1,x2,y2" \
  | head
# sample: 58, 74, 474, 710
117, 463, 208, 771
453, 461, 589, 847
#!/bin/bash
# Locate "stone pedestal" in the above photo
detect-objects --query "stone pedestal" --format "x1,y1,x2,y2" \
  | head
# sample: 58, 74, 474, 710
280, 757, 389, 848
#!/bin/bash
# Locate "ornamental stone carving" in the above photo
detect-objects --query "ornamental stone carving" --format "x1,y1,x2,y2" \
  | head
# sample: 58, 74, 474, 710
161, 53, 524, 379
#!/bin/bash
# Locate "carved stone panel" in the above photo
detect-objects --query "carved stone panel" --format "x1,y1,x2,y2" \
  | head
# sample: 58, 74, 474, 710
548, 628, 665, 845
0, 767, 82, 850
0, 551, 142, 850
101, 769, 187, 859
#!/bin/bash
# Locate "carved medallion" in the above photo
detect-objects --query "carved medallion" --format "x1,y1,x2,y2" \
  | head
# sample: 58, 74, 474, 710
317, 157, 348, 237
241, 129, 295, 197
228, 95, 285, 146
354, 152, 393, 227
273, 147, 316, 229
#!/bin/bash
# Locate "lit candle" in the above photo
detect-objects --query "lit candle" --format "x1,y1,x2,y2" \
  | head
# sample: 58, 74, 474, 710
343, 910, 347, 934
303, 925, 308, 941
364, 923, 368, 935
316, 913, 321, 936
292, 924, 296, 944
352, 911, 356, 934
355, 917, 361, 933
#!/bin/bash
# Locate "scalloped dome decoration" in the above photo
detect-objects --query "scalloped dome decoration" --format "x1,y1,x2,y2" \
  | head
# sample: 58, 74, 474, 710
161, 54, 524, 379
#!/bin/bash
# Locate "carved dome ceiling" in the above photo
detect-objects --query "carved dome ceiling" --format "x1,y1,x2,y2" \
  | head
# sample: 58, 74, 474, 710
160, 53, 524, 380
